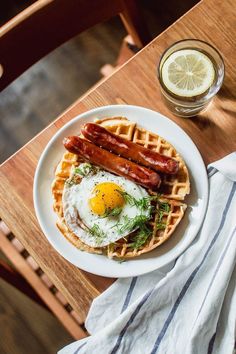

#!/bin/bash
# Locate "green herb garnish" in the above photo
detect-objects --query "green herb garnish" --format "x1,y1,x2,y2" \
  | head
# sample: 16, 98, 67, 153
135, 196, 156, 209
65, 175, 80, 186
74, 163, 96, 177
65, 179, 74, 187
116, 190, 137, 205
156, 223, 166, 230
159, 202, 171, 213
66, 163, 97, 186
101, 206, 123, 218
156, 201, 170, 230
117, 214, 150, 234
116, 190, 157, 212
114, 214, 152, 249
88, 224, 105, 245
130, 223, 152, 249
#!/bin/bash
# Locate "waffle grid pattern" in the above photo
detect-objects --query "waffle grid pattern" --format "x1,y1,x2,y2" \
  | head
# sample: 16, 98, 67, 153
107, 198, 186, 258
133, 126, 190, 200
52, 117, 189, 259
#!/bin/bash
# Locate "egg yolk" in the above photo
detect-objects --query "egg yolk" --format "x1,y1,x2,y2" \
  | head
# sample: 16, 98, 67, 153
89, 182, 125, 216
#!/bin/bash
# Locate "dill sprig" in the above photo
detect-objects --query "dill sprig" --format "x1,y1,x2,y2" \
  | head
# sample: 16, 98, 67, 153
116, 190, 157, 212
156, 222, 166, 230
66, 163, 97, 186
130, 223, 152, 249
65, 175, 80, 187
159, 202, 171, 213
100, 207, 123, 218
74, 163, 97, 177
156, 201, 171, 230
88, 224, 105, 245
134, 196, 157, 210
116, 190, 137, 205
117, 214, 150, 234
114, 214, 152, 249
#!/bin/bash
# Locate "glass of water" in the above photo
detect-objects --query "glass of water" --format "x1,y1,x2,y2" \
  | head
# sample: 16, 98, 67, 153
157, 39, 225, 117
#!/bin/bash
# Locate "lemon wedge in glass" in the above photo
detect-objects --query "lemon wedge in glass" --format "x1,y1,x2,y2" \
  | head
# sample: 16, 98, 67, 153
161, 49, 215, 97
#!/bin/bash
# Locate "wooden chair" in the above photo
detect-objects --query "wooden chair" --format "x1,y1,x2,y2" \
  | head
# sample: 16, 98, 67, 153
0, 0, 151, 91
0, 219, 86, 338
0, 0, 151, 339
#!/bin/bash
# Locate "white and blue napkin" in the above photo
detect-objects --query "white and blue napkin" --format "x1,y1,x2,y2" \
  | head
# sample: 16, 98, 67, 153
59, 152, 236, 354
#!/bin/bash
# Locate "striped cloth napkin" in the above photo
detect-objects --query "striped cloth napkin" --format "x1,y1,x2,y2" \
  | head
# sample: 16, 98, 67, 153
59, 152, 236, 354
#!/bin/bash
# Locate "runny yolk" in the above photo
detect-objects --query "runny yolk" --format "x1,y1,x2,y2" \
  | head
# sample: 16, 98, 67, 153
89, 182, 125, 216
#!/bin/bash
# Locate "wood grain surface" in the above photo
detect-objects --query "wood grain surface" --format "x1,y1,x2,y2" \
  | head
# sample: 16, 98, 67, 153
0, 0, 236, 322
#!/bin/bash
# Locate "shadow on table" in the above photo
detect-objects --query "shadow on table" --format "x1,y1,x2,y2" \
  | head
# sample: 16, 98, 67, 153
216, 84, 236, 117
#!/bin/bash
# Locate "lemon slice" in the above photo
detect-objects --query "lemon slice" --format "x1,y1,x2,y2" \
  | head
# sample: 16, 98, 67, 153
161, 49, 215, 97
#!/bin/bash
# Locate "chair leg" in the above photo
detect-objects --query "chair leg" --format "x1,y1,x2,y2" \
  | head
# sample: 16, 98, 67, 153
100, 35, 139, 77
120, 0, 152, 48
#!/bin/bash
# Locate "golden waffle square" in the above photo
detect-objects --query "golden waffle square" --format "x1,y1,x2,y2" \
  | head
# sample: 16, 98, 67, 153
52, 117, 189, 259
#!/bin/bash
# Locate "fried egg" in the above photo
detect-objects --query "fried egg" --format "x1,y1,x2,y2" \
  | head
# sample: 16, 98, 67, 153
62, 163, 152, 247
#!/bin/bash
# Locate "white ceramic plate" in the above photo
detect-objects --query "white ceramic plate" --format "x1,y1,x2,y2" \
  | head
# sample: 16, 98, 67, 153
34, 105, 208, 278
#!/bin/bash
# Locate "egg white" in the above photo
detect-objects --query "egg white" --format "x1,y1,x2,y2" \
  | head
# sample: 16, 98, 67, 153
62, 166, 151, 247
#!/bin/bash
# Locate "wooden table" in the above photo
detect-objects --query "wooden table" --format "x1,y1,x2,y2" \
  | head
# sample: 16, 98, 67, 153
0, 0, 235, 324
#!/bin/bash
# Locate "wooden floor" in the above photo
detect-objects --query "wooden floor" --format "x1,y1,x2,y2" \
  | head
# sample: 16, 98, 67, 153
0, 15, 126, 162
0, 278, 73, 354
0, 0, 198, 353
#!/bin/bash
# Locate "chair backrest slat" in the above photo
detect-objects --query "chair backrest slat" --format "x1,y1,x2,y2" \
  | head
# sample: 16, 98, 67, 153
0, 0, 151, 90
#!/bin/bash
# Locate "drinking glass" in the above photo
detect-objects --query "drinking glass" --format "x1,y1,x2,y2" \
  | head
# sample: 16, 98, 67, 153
157, 39, 225, 117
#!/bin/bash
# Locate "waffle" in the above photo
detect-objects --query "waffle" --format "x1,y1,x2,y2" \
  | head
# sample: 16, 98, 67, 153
52, 152, 103, 255
96, 117, 190, 200
107, 197, 186, 258
51, 117, 189, 259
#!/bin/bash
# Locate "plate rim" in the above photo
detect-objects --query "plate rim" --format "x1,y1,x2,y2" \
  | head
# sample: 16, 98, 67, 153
33, 104, 208, 278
